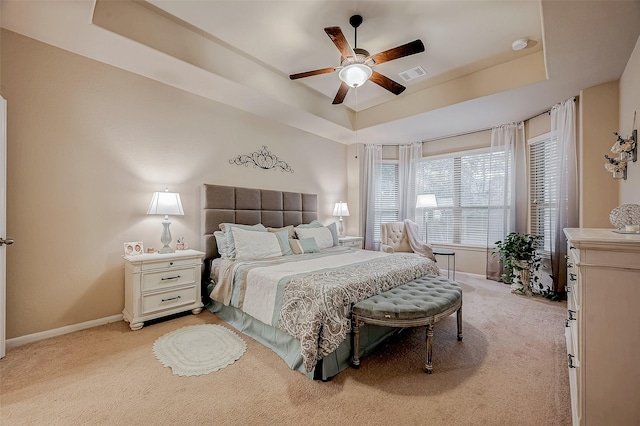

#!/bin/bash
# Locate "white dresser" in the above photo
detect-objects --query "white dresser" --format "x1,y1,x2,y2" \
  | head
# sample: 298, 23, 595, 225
123, 249, 205, 330
563, 228, 640, 425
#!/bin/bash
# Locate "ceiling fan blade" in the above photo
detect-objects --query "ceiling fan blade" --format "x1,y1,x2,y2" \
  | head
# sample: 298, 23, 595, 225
325, 26, 356, 59
370, 71, 406, 95
332, 82, 350, 105
368, 39, 425, 65
289, 67, 338, 80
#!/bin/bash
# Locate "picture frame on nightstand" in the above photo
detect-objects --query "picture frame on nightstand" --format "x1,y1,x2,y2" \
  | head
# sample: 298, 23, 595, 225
123, 241, 144, 256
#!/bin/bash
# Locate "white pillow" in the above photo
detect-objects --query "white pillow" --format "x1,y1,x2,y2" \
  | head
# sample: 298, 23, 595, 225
214, 231, 231, 258
231, 227, 283, 260
295, 226, 334, 249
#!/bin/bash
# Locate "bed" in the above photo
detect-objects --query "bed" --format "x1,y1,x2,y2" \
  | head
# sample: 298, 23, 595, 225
201, 184, 439, 380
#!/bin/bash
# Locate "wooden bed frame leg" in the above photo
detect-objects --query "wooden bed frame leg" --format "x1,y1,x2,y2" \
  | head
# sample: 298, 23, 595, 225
457, 305, 463, 341
351, 315, 361, 369
425, 323, 434, 374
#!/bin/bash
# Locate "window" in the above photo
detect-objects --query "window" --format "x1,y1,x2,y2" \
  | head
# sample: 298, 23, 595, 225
374, 162, 399, 242
416, 149, 508, 246
529, 133, 558, 254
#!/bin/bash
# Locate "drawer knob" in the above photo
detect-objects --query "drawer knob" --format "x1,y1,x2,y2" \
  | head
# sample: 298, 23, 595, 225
161, 295, 182, 303
169, 262, 174, 266
567, 354, 577, 369
161, 275, 181, 281
568, 310, 576, 321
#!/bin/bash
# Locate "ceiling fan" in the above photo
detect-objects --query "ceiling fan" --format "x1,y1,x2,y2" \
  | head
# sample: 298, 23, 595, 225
289, 15, 425, 105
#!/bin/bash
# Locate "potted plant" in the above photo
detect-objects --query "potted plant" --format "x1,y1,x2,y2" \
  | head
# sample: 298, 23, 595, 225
492, 232, 543, 296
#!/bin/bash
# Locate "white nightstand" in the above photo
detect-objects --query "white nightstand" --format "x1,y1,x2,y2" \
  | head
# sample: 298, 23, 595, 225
338, 236, 364, 249
123, 249, 205, 330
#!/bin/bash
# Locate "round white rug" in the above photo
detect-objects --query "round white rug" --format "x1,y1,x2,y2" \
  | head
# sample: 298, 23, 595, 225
153, 324, 247, 377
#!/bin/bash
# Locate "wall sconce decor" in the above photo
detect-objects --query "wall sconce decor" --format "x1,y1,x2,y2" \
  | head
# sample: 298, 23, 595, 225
604, 129, 637, 180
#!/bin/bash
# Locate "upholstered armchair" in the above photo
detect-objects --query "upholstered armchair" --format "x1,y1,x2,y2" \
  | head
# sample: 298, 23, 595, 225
379, 221, 436, 261
380, 222, 412, 254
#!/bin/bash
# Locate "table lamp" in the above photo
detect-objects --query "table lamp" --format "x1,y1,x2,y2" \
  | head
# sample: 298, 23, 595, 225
147, 188, 184, 253
332, 201, 350, 237
416, 194, 438, 242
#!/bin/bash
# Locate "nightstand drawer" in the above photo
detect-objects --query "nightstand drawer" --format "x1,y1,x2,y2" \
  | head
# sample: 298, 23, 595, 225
141, 267, 196, 292
141, 285, 197, 315
141, 257, 198, 271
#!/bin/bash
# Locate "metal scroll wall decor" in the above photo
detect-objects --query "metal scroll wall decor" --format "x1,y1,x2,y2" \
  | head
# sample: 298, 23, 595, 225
229, 145, 294, 173
604, 129, 637, 180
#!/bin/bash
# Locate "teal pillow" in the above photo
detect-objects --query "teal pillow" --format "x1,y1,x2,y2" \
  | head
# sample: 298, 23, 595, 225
326, 222, 339, 246
289, 237, 320, 254
274, 230, 293, 256
295, 220, 323, 229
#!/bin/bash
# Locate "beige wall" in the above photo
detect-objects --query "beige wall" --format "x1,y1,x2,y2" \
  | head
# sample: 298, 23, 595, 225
579, 81, 620, 228
619, 34, 640, 203
1, 30, 347, 339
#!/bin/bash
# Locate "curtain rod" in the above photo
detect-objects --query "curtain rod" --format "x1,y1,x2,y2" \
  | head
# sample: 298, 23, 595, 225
381, 97, 576, 146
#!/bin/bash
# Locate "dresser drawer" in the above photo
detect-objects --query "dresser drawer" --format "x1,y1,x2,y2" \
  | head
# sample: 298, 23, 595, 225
141, 267, 196, 292
141, 257, 199, 271
141, 285, 197, 315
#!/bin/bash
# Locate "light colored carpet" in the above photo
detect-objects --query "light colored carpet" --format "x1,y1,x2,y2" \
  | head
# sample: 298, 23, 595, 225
0, 272, 571, 425
153, 324, 246, 376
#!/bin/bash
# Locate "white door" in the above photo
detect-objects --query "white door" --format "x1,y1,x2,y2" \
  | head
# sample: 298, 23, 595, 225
1, 97, 8, 358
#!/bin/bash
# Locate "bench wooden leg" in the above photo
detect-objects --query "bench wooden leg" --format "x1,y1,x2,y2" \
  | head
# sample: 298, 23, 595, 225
457, 305, 463, 341
351, 315, 361, 369
425, 323, 434, 374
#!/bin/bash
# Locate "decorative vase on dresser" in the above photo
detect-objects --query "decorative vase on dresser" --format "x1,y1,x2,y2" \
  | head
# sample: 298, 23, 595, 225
563, 228, 640, 425
123, 249, 205, 330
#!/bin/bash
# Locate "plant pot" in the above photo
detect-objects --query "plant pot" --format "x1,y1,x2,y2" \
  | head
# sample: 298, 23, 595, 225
510, 260, 532, 296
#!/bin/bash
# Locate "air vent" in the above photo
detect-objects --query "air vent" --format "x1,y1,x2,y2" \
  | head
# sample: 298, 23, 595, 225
399, 66, 427, 82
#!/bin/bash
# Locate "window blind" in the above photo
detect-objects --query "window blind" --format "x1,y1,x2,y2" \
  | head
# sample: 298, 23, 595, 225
374, 162, 399, 242
416, 149, 507, 246
529, 133, 558, 254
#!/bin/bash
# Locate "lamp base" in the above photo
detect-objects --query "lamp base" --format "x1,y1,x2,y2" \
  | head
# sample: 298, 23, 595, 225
338, 217, 345, 237
159, 220, 174, 254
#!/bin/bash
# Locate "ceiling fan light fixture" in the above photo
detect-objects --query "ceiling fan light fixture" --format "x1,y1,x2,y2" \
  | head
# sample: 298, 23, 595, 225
339, 63, 372, 88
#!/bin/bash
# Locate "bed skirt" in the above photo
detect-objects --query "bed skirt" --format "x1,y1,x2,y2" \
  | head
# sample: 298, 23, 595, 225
207, 300, 398, 380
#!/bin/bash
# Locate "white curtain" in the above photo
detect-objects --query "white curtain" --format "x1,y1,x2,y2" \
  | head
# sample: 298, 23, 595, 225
486, 122, 527, 281
398, 142, 422, 221
550, 98, 578, 293
361, 144, 382, 250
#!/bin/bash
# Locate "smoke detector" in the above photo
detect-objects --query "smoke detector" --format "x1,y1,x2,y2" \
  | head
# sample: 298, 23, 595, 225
512, 38, 529, 51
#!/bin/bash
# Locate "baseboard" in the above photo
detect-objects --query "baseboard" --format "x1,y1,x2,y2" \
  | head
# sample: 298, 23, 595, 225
5, 314, 123, 349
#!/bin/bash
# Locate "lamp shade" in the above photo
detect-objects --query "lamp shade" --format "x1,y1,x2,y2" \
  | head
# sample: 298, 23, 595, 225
338, 64, 372, 88
416, 194, 438, 208
332, 201, 350, 217
147, 189, 184, 216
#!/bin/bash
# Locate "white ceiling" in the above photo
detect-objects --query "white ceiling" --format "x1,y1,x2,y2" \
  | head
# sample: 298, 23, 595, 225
2, 0, 640, 145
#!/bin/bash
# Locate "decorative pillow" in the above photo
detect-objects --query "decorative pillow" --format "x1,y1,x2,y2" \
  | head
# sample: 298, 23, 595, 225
326, 222, 339, 246
295, 220, 323, 229
289, 237, 320, 254
273, 229, 293, 256
213, 231, 231, 258
268, 225, 296, 240
231, 227, 283, 260
295, 226, 334, 249
219, 223, 267, 258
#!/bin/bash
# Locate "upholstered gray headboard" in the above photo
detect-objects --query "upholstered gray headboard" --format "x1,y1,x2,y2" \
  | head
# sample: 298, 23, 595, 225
201, 184, 318, 262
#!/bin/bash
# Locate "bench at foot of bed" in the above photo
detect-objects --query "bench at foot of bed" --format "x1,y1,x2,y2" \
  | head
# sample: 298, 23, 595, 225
351, 275, 462, 374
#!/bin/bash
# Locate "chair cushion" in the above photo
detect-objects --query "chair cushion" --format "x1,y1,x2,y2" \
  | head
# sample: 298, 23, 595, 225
353, 276, 462, 321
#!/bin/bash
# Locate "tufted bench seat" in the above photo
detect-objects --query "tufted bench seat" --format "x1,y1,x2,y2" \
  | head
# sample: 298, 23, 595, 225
351, 275, 462, 374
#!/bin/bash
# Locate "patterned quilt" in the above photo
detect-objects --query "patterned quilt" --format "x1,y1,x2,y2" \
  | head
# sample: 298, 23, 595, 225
210, 248, 439, 373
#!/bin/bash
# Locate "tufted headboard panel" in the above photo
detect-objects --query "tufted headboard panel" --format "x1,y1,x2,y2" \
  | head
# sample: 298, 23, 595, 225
201, 184, 318, 262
